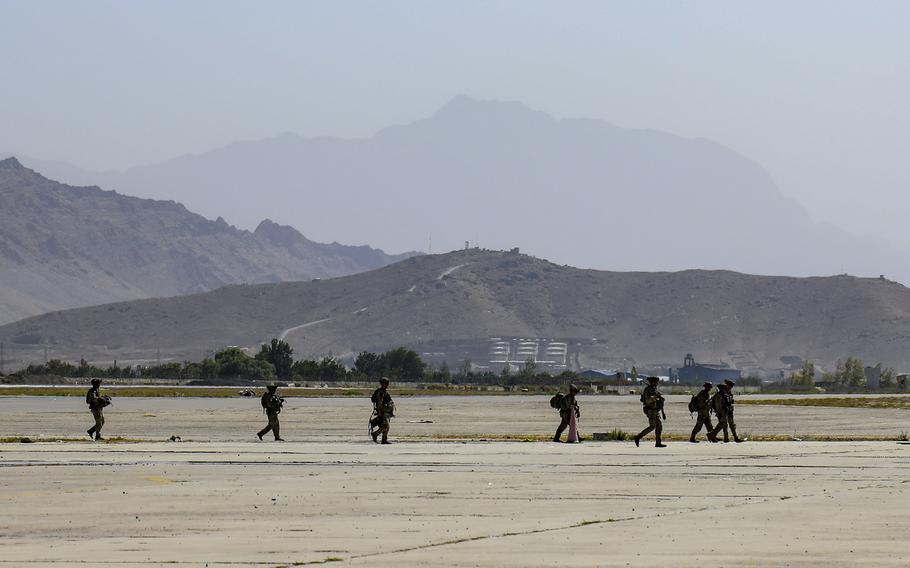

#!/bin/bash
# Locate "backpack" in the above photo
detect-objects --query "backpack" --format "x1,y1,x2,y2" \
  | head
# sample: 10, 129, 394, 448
688, 394, 698, 413
549, 393, 565, 410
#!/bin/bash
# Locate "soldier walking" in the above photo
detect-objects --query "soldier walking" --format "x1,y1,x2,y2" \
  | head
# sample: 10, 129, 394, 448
689, 382, 715, 443
370, 378, 395, 444
257, 384, 285, 441
85, 378, 111, 440
708, 380, 743, 443
552, 384, 581, 442
634, 376, 667, 448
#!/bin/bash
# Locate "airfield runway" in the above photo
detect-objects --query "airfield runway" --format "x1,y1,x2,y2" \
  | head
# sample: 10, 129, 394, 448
1, 396, 909, 567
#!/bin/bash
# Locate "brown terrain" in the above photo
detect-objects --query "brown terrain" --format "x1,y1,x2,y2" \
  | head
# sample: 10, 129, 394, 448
0, 157, 414, 325
2, 248, 910, 372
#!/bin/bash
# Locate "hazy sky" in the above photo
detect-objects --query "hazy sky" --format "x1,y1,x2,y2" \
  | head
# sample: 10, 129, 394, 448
3, 1, 909, 251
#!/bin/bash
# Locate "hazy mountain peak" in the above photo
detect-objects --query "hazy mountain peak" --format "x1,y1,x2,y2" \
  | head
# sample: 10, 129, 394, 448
254, 218, 309, 247
14, 98, 910, 284
432, 94, 555, 125
0, 156, 26, 171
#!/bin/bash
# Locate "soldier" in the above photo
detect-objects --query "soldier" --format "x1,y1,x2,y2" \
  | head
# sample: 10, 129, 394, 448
370, 378, 394, 444
634, 376, 667, 448
708, 380, 743, 443
257, 384, 285, 441
552, 384, 581, 442
85, 378, 111, 440
689, 382, 715, 443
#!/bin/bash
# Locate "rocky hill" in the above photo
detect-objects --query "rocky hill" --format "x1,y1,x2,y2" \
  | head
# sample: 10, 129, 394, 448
21, 96, 910, 284
0, 157, 414, 324
2, 249, 910, 374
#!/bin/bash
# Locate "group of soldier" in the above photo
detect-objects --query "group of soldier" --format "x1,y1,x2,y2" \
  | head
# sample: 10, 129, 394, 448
84, 376, 741, 446
83, 376, 398, 444
553, 376, 743, 447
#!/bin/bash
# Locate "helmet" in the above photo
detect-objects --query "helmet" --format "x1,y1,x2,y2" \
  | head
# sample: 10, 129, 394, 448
568, 384, 579, 393
647, 376, 660, 383
267, 384, 278, 391
379, 377, 390, 385
90, 378, 102, 386
703, 382, 713, 388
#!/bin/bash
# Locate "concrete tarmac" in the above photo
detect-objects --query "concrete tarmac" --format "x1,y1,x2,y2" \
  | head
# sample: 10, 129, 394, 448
2, 395, 909, 566
1, 440, 908, 567
1, 394, 908, 441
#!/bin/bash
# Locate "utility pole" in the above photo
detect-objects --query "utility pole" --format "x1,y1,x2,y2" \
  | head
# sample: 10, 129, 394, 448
0, 341, 4, 374
44, 344, 48, 365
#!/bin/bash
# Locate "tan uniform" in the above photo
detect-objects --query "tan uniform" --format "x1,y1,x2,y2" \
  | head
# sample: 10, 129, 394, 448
257, 391, 283, 440
635, 384, 664, 446
86, 387, 106, 439
553, 393, 579, 442
689, 389, 714, 442
371, 387, 394, 443
708, 389, 741, 442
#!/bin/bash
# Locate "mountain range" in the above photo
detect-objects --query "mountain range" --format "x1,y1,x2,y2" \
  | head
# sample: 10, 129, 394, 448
3, 249, 909, 374
0, 157, 414, 325
16, 95, 909, 284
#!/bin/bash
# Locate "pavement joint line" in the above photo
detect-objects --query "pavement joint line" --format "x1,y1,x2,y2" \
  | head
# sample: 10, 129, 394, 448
272, 474, 904, 567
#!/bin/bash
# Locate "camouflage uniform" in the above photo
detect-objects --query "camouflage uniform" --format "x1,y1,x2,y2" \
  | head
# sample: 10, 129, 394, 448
370, 382, 394, 444
553, 388, 580, 442
257, 387, 284, 441
635, 379, 666, 447
85, 382, 108, 440
708, 383, 742, 443
689, 384, 715, 442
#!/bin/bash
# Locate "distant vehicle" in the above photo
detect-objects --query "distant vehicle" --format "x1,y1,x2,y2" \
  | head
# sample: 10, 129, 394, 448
239, 389, 255, 398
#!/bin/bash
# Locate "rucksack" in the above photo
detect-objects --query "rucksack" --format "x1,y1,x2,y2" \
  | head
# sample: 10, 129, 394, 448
688, 394, 698, 413
549, 393, 565, 410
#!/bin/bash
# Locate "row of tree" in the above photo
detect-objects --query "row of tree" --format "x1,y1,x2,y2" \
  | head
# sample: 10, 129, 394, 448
788, 358, 904, 389
11, 340, 426, 383
11, 339, 582, 384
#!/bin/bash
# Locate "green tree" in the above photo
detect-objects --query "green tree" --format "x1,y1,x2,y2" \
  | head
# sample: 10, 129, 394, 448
790, 361, 815, 387
317, 357, 347, 381
520, 357, 538, 378
248, 358, 276, 381
845, 356, 866, 388
880, 366, 896, 389
256, 338, 294, 379
214, 347, 251, 378
354, 351, 382, 378
213, 347, 274, 380
459, 359, 473, 378
291, 358, 321, 380
834, 356, 865, 388
383, 347, 424, 381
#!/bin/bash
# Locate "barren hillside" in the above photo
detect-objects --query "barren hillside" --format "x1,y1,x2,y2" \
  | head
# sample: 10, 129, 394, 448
2, 249, 910, 373
0, 157, 414, 324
